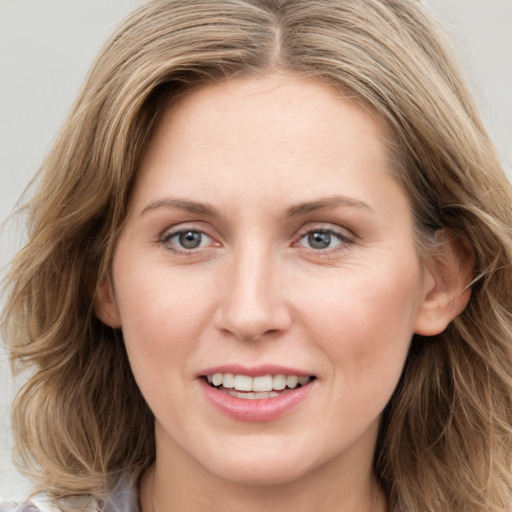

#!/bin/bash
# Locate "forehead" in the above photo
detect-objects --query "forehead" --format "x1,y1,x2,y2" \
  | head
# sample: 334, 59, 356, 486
131, 74, 400, 214
159, 74, 388, 141
138, 73, 395, 189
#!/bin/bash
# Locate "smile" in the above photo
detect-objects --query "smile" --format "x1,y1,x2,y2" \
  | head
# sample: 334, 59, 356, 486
199, 372, 316, 421
204, 373, 315, 400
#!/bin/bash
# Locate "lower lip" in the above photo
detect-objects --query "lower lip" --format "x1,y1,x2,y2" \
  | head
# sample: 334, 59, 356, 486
199, 379, 314, 422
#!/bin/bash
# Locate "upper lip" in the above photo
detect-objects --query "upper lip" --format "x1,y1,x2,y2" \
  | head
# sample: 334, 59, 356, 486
197, 364, 314, 378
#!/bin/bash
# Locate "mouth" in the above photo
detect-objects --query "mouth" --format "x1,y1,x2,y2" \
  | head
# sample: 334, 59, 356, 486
202, 373, 316, 400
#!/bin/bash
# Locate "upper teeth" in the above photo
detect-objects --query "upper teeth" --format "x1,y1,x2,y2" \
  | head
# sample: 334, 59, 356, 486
206, 373, 311, 392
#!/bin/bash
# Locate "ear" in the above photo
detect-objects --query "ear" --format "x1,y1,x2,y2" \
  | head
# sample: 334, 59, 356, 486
414, 230, 474, 336
94, 276, 122, 329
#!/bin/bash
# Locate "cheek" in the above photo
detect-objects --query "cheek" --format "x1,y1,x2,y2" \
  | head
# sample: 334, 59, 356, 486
115, 259, 213, 333
112, 259, 219, 391
297, 260, 423, 389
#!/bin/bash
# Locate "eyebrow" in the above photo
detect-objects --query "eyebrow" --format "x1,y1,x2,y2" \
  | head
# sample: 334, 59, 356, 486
140, 195, 374, 218
286, 196, 375, 217
140, 198, 221, 217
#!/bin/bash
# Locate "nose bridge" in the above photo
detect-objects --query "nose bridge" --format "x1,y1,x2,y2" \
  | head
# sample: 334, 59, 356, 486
216, 240, 289, 341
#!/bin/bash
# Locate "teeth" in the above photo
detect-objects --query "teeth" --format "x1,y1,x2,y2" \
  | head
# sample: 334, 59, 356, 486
286, 375, 299, 388
222, 373, 235, 389
206, 373, 313, 392
227, 390, 280, 399
233, 374, 253, 391
273, 374, 286, 390
298, 376, 310, 386
253, 375, 273, 392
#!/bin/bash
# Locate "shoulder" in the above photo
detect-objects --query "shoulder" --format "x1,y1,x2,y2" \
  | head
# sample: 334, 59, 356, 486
0, 474, 139, 512
0, 502, 36, 512
0, 495, 99, 512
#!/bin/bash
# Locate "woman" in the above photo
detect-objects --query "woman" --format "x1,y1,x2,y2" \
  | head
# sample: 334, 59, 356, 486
2, 0, 512, 511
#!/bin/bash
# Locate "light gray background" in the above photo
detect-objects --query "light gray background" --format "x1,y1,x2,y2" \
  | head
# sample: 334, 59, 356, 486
1, 0, 511, 500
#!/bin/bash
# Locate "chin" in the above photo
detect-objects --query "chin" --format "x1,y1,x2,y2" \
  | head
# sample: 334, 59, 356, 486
215, 462, 310, 487
199, 442, 319, 487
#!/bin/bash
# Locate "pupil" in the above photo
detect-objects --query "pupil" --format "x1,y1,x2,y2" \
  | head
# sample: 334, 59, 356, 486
308, 231, 331, 249
179, 231, 201, 249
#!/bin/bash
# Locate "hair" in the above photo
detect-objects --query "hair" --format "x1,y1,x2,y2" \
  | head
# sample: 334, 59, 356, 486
2, 0, 512, 510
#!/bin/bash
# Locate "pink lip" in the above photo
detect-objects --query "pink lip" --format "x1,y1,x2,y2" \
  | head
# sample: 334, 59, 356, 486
198, 377, 315, 422
197, 364, 312, 378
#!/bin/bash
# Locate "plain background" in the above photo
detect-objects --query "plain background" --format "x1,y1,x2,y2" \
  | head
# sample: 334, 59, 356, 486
1, 0, 511, 500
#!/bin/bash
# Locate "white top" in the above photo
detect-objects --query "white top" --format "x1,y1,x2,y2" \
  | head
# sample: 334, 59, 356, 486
0, 476, 139, 512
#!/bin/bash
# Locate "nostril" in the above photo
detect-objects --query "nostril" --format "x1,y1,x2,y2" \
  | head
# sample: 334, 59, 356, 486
213, 274, 292, 342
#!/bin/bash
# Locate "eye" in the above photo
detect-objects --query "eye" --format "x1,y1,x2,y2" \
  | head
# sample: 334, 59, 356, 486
297, 228, 352, 250
162, 229, 213, 252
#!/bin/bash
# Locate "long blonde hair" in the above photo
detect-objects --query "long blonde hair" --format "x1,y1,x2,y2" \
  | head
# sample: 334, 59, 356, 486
2, 1, 512, 510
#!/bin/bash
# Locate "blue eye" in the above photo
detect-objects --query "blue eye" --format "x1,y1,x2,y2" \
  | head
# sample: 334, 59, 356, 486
164, 230, 212, 251
299, 229, 346, 250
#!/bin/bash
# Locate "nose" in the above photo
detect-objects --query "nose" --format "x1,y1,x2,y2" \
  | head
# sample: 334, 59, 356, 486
214, 246, 292, 342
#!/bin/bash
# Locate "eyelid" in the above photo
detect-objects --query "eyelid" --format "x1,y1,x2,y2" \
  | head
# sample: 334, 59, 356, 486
157, 221, 356, 257
159, 224, 220, 255
293, 224, 356, 253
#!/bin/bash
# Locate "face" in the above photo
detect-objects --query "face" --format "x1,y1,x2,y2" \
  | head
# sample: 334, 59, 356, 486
99, 74, 438, 488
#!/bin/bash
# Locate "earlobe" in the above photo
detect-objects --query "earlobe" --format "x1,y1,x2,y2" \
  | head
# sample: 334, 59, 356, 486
94, 277, 122, 329
414, 231, 474, 336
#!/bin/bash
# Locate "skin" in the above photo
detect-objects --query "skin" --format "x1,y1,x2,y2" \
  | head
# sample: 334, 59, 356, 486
96, 73, 471, 512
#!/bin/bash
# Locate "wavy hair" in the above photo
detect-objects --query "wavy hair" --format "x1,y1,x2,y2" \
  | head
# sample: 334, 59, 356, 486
2, 0, 512, 510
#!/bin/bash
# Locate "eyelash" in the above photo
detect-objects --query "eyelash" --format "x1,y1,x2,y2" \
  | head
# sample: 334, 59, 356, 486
159, 225, 355, 256
160, 228, 215, 256
294, 226, 355, 254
